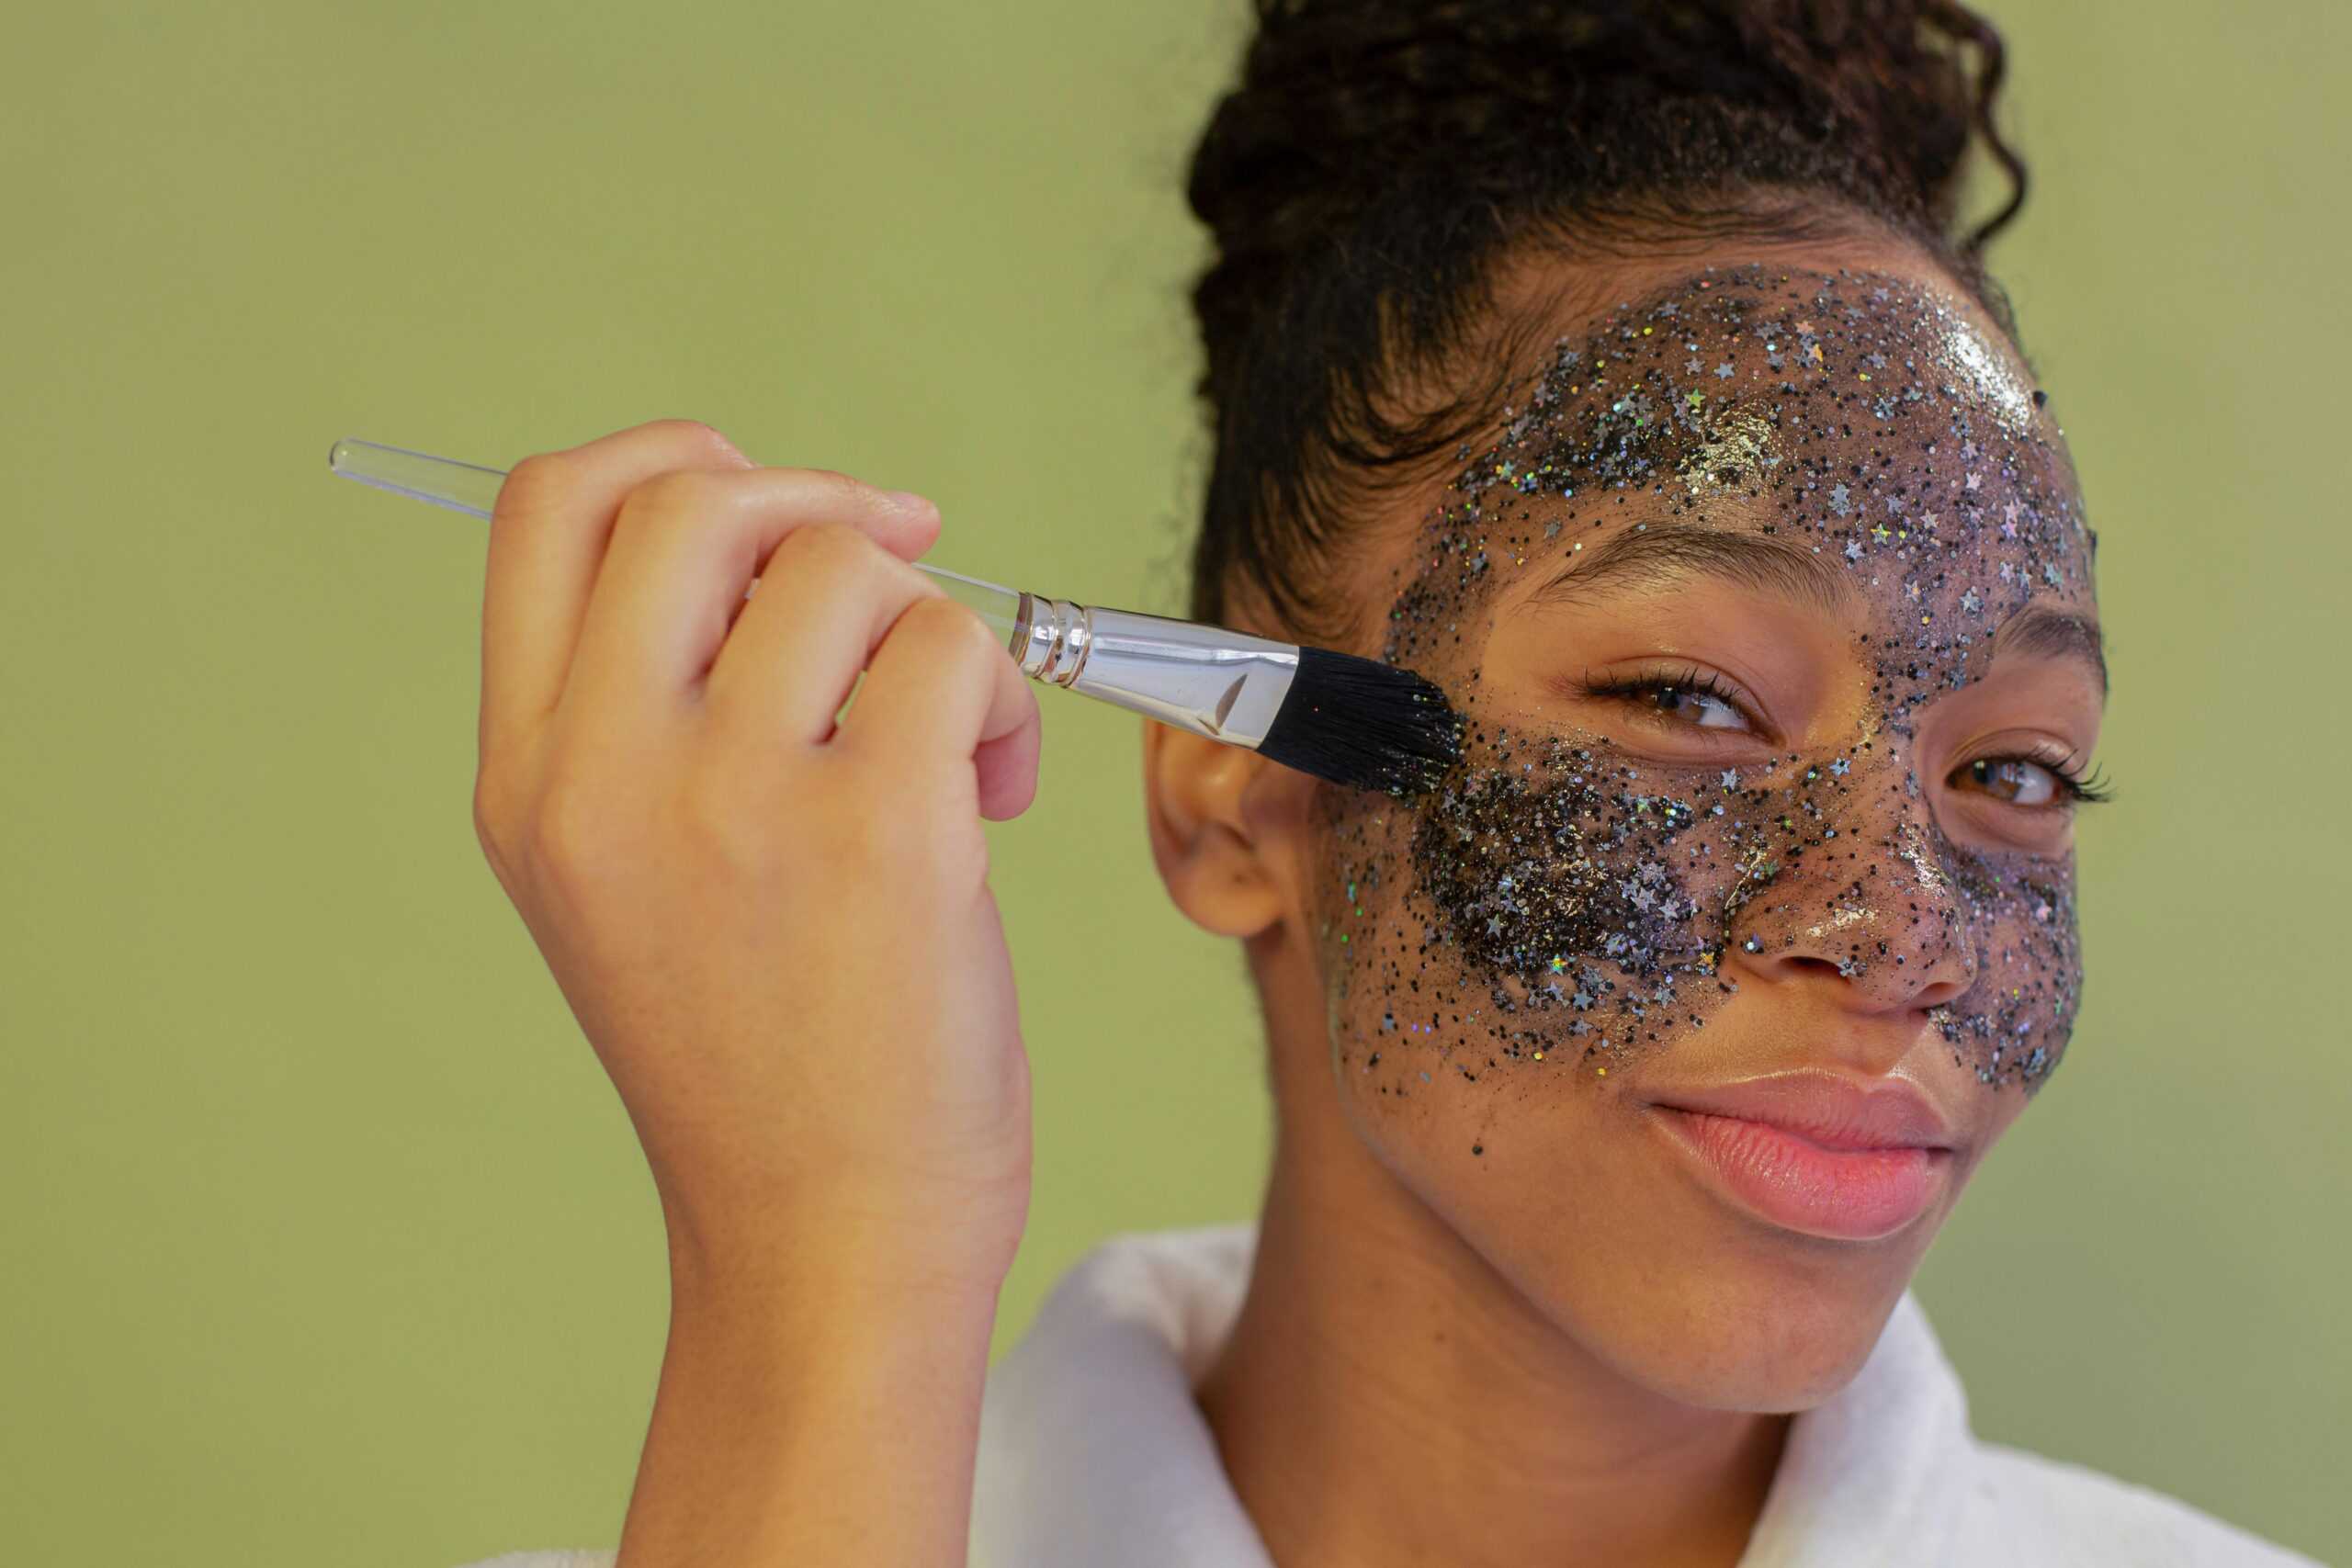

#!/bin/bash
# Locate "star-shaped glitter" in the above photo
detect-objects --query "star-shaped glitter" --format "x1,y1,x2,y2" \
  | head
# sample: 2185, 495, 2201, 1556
1961, 588, 1982, 613
1715, 362, 1735, 379
1570, 990, 1594, 1010
1829, 483, 1852, 515
1686, 357, 1702, 373
2000, 518, 2018, 540
1720, 769, 1741, 788
1964, 471, 1983, 492
1485, 915, 1505, 936
1844, 540, 1863, 561
1547, 954, 1567, 974
1871, 525, 1891, 542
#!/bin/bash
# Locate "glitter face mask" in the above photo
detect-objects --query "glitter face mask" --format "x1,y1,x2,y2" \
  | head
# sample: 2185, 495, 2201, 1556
1316, 265, 2102, 1100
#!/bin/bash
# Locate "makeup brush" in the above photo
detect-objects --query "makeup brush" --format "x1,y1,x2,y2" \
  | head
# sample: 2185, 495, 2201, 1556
328, 438, 1464, 795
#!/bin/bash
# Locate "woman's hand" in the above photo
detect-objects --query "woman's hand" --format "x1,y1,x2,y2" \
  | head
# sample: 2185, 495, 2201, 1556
469, 419, 1042, 1300
469, 421, 1038, 1565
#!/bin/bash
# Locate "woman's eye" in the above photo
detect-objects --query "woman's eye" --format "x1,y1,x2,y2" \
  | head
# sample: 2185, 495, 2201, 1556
1645, 685, 1751, 731
1564, 666, 1768, 740
1952, 756, 2059, 807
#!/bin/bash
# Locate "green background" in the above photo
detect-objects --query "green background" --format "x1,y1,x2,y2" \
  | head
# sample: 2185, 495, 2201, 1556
5, 3, 2344, 1563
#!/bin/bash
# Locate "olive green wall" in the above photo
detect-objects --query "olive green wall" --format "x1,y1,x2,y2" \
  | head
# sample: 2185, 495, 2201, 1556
4, 3, 2343, 1563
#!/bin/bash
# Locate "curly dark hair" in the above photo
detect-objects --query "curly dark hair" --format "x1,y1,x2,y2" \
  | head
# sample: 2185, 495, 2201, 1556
1183, 0, 2029, 642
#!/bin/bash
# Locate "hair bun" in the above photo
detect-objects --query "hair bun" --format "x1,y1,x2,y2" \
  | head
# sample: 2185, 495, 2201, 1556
1188, 0, 2017, 281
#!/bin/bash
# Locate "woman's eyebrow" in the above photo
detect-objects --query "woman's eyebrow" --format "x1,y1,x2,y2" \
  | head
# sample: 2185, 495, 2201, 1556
1521, 523, 2106, 693
1524, 522, 1852, 614
1990, 603, 2109, 695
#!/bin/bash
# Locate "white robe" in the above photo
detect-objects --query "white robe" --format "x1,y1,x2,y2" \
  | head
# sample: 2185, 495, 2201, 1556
455, 1223, 2322, 1567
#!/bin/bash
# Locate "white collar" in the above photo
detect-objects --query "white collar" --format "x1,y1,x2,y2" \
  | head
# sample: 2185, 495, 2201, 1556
970, 1222, 1975, 1567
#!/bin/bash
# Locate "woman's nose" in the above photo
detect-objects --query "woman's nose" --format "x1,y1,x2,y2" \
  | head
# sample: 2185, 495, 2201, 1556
1724, 818, 1976, 1017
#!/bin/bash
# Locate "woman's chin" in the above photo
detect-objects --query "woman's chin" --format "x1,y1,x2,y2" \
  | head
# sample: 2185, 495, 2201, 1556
1515, 1238, 1915, 1412
1401, 1116, 1939, 1414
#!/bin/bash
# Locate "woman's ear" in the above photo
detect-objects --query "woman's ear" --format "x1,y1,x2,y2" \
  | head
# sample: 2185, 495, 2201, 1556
1143, 718, 1291, 939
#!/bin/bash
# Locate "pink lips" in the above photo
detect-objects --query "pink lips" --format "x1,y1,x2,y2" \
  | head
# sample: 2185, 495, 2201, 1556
1644, 1071, 1958, 1241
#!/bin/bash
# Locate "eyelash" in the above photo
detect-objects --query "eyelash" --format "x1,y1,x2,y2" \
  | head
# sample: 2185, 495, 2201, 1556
1575, 666, 2116, 808
1989, 744, 2115, 807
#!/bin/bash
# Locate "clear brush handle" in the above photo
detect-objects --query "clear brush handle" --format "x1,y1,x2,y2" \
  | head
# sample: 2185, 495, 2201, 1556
327, 435, 1318, 751
324, 437, 1024, 645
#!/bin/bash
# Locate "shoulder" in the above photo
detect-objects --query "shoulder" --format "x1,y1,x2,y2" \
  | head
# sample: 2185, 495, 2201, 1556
1959, 1441, 2324, 1567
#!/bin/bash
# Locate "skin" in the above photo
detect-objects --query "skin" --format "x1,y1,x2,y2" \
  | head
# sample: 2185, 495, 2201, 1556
1145, 229, 2106, 1567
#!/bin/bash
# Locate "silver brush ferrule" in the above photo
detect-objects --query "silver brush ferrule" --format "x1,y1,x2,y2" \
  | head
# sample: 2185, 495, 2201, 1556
1010, 593, 1300, 747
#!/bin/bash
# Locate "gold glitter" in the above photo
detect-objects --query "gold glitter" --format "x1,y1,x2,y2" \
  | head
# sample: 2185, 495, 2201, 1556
1674, 404, 1779, 501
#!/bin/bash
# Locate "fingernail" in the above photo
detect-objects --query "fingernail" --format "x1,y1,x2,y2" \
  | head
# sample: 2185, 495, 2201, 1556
883, 489, 935, 514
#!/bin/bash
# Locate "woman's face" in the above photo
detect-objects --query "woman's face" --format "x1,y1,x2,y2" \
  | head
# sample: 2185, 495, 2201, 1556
1294, 257, 2104, 1406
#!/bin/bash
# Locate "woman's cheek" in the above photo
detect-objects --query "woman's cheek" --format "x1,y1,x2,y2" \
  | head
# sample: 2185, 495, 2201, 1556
1928, 841, 2085, 1089
1311, 725, 1763, 1078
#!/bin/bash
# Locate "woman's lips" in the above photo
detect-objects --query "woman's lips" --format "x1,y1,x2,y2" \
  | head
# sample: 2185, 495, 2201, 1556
1648, 1105, 1951, 1241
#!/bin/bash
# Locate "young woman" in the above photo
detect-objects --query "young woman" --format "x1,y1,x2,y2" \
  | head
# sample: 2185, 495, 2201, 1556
455, 3, 2316, 1564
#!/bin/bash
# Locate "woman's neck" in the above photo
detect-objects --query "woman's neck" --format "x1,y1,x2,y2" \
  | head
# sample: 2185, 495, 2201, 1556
1195, 1132, 1791, 1568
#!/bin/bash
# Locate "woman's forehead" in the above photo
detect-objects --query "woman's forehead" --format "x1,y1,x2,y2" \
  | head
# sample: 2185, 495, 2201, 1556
1369, 262, 2099, 673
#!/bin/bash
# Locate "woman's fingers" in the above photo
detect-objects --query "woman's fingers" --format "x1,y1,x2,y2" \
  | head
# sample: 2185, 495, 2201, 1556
561, 465, 942, 739
704, 515, 965, 747
841, 594, 1044, 822
971, 705, 1045, 822
481, 412, 1036, 839
480, 420, 752, 761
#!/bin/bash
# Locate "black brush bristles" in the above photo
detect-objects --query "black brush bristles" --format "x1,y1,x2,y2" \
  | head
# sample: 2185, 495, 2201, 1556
1257, 647, 1465, 795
